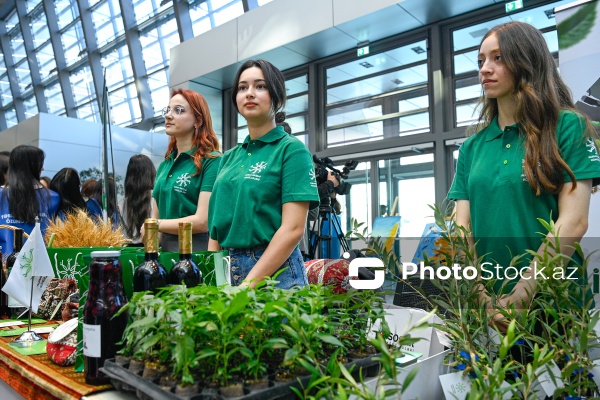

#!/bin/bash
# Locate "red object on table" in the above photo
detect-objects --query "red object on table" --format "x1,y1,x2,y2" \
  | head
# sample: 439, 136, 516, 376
0, 323, 111, 400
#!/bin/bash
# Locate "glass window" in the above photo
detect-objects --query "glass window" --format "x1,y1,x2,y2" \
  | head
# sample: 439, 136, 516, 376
55, 0, 79, 30
335, 161, 372, 235
257, 0, 274, 5
5, 11, 19, 31
147, 69, 170, 117
10, 29, 27, 65
26, 0, 42, 13
109, 83, 142, 126
36, 42, 57, 81
61, 21, 86, 66
101, 45, 134, 90
325, 39, 429, 148
0, 74, 13, 107
328, 121, 383, 148
189, 1, 211, 37
92, 0, 125, 47
30, 11, 50, 47
23, 95, 39, 119
44, 81, 66, 114
456, 102, 481, 127
4, 107, 18, 128
76, 101, 100, 123
213, 1, 244, 26
140, 18, 180, 74
133, 0, 171, 25
377, 154, 435, 239
70, 66, 96, 106
14, 60, 33, 93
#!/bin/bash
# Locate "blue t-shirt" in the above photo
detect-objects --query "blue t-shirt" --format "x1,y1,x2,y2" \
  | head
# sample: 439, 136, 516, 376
0, 187, 60, 254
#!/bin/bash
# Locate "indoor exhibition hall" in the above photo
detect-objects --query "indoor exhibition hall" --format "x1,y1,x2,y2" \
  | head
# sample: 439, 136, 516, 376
0, 0, 600, 399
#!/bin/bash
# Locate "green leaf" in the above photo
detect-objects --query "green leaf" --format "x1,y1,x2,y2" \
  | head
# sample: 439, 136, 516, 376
557, 2, 596, 50
317, 333, 344, 347
401, 366, 419, 394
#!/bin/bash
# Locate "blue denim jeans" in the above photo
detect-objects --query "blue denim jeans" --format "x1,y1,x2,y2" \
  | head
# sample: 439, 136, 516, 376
227, 246, 308, 289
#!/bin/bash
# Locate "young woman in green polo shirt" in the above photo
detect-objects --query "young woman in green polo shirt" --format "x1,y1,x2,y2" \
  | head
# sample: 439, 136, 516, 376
208, 59, 319, 289
448, 21, 600, 330
148, 89, 221, 252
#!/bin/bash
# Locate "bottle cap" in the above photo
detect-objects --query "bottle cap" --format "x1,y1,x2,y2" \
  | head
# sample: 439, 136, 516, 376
144, 219, 159, 253
90, 250, 121, 258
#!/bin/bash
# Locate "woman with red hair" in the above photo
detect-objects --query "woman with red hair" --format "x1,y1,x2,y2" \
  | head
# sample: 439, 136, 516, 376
149, 89, 221, 252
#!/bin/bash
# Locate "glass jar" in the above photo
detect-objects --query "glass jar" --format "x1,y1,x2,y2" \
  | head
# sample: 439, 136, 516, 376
83, 250, 129, 385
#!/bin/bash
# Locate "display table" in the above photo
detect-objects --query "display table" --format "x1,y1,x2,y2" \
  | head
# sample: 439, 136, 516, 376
0, 330, 113, 400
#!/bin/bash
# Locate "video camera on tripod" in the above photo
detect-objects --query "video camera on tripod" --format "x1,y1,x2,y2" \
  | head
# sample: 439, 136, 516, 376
312, 155, 358, 196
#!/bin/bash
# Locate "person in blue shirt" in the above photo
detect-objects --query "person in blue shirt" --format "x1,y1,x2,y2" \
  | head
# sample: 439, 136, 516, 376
0, 145, 60, 254
50, 167, 89, 222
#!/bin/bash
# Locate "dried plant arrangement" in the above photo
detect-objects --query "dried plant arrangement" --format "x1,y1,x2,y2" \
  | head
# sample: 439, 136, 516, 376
45, 209, 130, 248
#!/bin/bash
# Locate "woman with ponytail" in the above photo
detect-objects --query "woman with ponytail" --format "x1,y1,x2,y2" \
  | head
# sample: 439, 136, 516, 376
448, 21, 600, 328
148, 89, 222, 252
208, 59, 319, 289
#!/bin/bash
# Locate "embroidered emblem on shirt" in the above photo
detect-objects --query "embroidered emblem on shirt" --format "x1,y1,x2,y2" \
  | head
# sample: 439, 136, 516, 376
176, 173, 191, 187
585, 138, 600, 163
245, 162, 268, 181
249, 162, 267, 174
309, 169, 317, 188
174, 173, 191, 193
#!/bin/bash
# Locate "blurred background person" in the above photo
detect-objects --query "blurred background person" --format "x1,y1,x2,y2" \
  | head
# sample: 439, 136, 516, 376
0, 145, 60, 253
50, 167, 89, 221
81, 179, 96, 201
122, 154, 156, 246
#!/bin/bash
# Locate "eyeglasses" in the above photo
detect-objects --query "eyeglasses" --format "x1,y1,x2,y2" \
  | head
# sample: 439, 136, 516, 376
162, 105, 186, 117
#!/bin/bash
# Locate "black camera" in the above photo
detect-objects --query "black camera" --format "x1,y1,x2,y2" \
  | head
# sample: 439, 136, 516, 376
313, 155, 358, 196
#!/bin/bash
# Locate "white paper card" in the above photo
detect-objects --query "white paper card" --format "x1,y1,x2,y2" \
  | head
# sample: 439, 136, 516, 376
534, 360, 564, 397
439, 371, 471, 400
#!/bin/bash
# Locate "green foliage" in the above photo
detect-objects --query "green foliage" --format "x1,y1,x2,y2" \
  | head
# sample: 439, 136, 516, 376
557, 2, 596, 50
346, 202, 600, 398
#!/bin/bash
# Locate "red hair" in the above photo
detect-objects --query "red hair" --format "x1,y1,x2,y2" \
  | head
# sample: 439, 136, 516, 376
165, 89, 221, 176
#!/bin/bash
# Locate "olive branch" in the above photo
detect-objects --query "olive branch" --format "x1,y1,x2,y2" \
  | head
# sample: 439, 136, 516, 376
20, 249, 34, 278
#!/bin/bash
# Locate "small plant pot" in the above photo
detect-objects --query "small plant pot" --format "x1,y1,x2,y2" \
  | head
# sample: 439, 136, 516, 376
175, 382, 199, 396
114, 355, 130, 367
159, 374, 178, 390
245, 377, 268, 391
219, 382, 244, 397
142, 361, 167, 380
275, 370, 294, 382
128, 359, 145, 375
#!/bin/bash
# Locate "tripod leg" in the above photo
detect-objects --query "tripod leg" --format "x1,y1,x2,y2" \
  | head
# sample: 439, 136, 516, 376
330, 213, 350, 254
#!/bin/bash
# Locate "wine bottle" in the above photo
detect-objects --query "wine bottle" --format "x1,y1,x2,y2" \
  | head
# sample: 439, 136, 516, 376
6, 229, 27, 319
83, 250, 129, 385
168, 222, 202, 287
0, 246, 8, 318
133, 218, 168, 293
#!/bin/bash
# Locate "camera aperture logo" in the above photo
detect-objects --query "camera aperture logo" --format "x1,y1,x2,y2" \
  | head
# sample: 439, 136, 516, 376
348, 258, 385, 289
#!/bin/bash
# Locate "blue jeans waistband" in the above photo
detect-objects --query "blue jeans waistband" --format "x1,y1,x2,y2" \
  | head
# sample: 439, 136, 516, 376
224, 244, 269, 255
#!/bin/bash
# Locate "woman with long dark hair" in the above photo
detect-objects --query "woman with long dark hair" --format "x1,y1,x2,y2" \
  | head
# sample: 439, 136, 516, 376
448, 21, 600, 328
50, 167, 88, 221
146, 89, 222, 252
122, 154, 156, 245
0, 145, 60, 253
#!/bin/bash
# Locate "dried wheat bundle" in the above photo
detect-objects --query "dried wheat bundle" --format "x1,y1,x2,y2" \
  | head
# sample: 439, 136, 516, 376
45, 209, 131, 248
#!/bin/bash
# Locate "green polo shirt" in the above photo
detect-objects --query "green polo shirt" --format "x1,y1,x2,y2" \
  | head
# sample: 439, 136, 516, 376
448, 110, 600, 293
208, 126, 319, 249
153, 148, 221, 219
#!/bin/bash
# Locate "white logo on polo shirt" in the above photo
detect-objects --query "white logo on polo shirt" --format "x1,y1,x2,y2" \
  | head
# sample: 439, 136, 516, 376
245, 162, 267, 181
586, 138, 600, 163
174, 173, 191, 193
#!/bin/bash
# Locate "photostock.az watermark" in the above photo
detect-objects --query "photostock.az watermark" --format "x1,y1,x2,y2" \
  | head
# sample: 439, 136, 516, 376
347, 258, 578, 290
